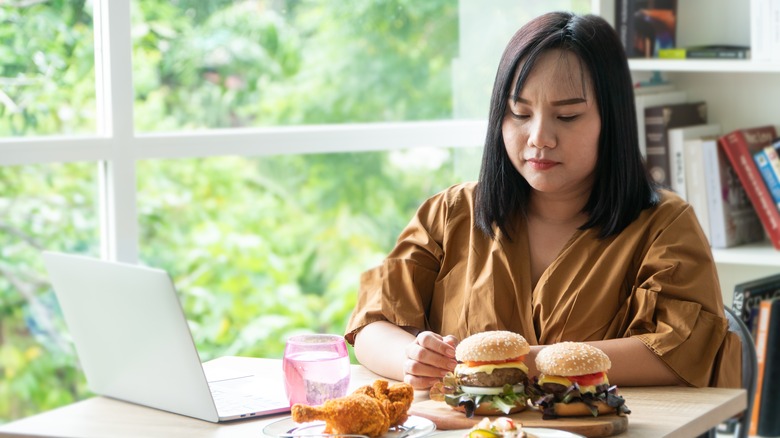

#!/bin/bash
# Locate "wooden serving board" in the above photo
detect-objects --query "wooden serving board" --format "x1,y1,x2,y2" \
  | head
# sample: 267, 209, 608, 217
409, 400, 627, 437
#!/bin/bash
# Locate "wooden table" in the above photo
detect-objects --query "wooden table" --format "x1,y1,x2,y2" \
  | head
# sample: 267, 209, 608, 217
0, 357, 746, 438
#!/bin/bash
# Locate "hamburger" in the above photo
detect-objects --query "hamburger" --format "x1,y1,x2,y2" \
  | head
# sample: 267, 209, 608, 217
433, 331, 530, 417
531, 342, 630, 418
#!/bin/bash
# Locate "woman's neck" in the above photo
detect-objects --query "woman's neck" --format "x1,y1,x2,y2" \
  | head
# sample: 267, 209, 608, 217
527, 190, 589, 227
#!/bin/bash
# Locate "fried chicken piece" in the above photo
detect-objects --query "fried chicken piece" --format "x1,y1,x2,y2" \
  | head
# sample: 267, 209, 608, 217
353, 379, 414, 428
291, 393, 390, 438
291, 380, 415, 437
385, 382, 414, 426
352, 379, 388, 399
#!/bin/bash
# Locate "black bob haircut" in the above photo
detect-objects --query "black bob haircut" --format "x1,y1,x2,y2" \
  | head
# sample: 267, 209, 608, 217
474, 11, 659, 240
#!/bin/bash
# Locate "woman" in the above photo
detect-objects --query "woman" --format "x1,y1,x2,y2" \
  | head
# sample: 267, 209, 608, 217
345, 12, 740, 390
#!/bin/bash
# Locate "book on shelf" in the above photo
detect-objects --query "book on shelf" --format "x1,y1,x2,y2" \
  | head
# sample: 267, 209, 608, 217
634, 90, 687, 158
719, 125, 780, 250
702, 138, 765, 248
658, 45, 751, 59
753, 146, 780, 210
615, 0, 677, 58
750, 297, 780, 437
644, 101, 707, 189
761, 140, 780, 184
684, 136, 715, 241
751, 0, 780, 62
731, 273, 780, 336
657, 48, 686, 59
667, 124, 721, 200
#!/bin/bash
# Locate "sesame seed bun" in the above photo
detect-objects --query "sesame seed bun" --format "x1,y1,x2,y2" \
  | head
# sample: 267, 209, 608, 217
535, 342, 611, 376
455, 331, 530, 363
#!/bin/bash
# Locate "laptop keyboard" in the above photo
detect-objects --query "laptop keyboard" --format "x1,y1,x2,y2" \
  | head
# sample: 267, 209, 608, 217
210, 385, 289, 417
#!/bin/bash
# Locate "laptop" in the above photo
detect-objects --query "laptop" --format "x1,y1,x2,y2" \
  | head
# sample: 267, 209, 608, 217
41, 251, 291, 422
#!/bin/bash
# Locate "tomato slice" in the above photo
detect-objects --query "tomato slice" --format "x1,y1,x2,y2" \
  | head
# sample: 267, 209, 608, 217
464, 356, 525, 367
569, 371, 606, 387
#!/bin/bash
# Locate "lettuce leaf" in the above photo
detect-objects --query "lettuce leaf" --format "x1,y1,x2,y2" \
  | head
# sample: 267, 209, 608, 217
530, 379, 631, 419
444, 384, 529, 418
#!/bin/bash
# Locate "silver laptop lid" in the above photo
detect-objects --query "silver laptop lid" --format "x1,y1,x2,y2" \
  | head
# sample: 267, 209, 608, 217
42, 251, 220, 422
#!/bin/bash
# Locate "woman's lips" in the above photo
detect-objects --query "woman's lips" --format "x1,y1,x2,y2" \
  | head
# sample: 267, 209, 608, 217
525, 158, 559, 170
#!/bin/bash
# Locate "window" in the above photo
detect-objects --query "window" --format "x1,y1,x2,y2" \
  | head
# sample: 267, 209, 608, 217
136, 148, 482, 359
0, 2, 96, 136
0, 0, 588, 423
132, 1, 459, 130
0, 162, 99, 419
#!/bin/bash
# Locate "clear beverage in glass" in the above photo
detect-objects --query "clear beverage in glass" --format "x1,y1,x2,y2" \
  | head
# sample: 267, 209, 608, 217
282, 333, 350, 406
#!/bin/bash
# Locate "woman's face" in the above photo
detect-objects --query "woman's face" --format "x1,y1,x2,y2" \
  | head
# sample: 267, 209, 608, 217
502, 49, 601, 197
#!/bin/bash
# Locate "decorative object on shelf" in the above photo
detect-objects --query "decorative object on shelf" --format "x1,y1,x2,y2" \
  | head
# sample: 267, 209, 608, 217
633, 70, 671, 92
616, 0, 677, 58
658, 45, 751, 59
644, 101, 707, 188
719, 125, 780, 249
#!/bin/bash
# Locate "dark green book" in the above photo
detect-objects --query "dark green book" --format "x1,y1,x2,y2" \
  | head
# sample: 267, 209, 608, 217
732, 273, 780, 337
685, 45, 750, 59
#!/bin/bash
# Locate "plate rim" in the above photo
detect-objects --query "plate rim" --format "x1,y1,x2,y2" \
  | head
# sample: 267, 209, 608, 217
522, 427, 587, 438
262, 414, 436, 438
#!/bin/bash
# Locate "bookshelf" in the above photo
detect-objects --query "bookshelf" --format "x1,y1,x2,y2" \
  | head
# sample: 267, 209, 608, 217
629, 59, 780, 74
594, 0, 780, 303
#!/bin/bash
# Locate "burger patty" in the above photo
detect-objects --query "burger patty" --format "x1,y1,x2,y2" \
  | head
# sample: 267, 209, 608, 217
459, 368, 526, 387
541, 382, 569, 397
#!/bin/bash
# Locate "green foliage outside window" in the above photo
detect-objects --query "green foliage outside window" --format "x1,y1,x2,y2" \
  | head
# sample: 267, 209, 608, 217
0, 0, 467, 423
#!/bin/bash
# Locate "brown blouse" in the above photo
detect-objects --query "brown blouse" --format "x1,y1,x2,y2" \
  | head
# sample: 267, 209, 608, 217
345, 182, 740, 388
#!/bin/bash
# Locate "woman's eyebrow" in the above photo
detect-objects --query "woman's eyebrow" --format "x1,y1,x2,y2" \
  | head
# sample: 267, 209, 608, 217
514, 97, 586, 106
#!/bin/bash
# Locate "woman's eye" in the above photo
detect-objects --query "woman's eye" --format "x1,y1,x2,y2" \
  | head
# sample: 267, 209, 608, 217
510, 111, 530, 119
558, 115, 579, 122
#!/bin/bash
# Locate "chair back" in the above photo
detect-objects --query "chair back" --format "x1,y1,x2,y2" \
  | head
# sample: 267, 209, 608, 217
723, 305, 758, 438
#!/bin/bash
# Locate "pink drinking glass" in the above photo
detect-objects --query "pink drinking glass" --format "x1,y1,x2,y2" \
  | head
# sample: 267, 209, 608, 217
282, 334, 351, 406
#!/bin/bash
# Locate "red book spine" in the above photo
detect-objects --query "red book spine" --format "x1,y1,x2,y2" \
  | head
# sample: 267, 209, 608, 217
718, 125, 780, 249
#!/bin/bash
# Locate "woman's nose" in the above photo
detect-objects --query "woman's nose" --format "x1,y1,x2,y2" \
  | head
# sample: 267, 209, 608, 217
527, 117, 556, 149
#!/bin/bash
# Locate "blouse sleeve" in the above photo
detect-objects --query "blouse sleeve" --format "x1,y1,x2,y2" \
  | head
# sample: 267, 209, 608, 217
344, 188, 452, 345
621, 204, 741, 388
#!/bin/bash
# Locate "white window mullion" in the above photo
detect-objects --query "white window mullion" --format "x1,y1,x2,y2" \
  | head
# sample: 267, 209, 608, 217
133, 120, 488, 160
95, 0, 138, 263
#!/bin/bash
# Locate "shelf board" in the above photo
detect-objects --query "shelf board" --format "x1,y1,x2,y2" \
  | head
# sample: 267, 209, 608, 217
712, 241, 780, 267
628, 59, 780, 73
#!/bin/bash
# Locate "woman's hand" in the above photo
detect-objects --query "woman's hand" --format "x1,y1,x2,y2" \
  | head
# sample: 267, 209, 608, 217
403, 331, 459, 389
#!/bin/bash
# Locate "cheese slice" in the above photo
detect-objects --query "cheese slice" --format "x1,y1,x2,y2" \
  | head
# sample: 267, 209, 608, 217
455, 361, 529, 375
537, 374, 573, 387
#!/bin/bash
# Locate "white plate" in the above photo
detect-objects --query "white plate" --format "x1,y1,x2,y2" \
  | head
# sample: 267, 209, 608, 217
523, 427, 585, 438
262, 414, 436, 438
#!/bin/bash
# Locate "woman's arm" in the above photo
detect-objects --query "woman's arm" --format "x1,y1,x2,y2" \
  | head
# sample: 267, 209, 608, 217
514, 338, 681, 387
588, 338, 683, 386
354, 321, 458, 389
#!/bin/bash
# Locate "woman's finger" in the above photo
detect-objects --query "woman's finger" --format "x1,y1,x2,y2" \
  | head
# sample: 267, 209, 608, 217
406, 340, 457, 371
403, 373, 441, 390
416, 331, 457, 358
403, 357, 450, 378
442, 334, 459, 349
